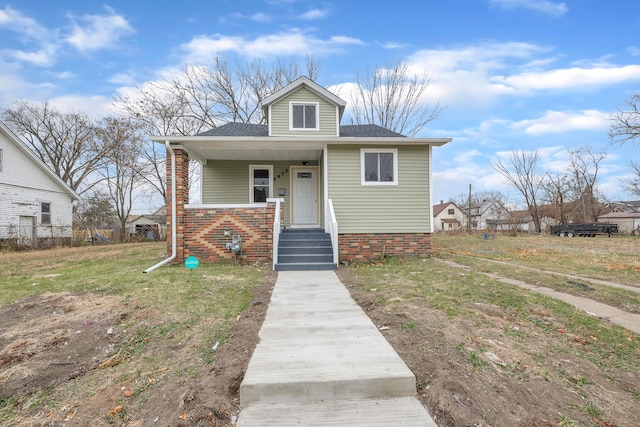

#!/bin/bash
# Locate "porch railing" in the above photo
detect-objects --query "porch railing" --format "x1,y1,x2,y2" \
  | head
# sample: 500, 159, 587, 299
325, 199, 339, 265
272, 199, 282, 271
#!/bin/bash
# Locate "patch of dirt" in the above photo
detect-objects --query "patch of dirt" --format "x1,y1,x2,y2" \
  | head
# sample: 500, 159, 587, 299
338, 268, 639, 427
0, 273, 276, 427
0, 293, 125, 400
2, 266, 638, 427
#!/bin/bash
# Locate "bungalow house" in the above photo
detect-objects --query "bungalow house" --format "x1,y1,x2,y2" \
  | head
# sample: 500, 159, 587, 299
0, 120, 79, 247
433, 200, 466, 232
126, 207, 166, 240
597, 211, 640, 234
148, 77, 451, 271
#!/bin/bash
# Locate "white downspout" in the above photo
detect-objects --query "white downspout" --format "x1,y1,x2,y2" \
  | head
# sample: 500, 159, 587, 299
144, 141, 177, 273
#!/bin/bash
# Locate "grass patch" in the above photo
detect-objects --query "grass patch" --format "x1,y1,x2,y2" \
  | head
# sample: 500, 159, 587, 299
0, 242, 267, 424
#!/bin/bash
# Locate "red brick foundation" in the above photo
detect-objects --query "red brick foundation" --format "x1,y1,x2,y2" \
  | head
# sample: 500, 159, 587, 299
338, 232, 432, 263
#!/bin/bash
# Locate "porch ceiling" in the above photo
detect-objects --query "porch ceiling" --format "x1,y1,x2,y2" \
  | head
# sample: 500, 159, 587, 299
175, 140, 324, 162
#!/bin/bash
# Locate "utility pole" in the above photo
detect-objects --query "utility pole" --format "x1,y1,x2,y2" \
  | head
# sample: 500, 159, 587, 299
467, 183, 472, 233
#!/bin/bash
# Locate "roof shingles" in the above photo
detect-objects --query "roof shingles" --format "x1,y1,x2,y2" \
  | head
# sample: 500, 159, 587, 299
196, 122, 406, 138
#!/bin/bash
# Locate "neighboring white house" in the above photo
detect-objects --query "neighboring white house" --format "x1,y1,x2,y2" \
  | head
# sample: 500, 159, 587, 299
0, 120, 80, 246
433, 200, 467, 232
466, 199, 511, 231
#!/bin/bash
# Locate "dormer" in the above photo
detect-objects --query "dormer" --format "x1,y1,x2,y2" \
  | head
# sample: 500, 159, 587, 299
262, 76, 346, 137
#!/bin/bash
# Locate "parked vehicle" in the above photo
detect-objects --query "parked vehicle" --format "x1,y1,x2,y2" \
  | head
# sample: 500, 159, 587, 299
550, 223, 618, 237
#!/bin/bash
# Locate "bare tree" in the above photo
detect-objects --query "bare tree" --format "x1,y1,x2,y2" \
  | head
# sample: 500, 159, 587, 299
624, 161, 640, 198
494, 149, 543, 233
540, 171, 572, 225
610, 93, 640, 146
1, 100, 109, 195
567, 146, 606, 222
95, 117, 147, 241
115, 55, 321, 135
74, 190, 116, 229
344, 61, 442, 137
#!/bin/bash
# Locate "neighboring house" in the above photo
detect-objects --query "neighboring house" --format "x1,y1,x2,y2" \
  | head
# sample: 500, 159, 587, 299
466, 199, 510, 231
152, 77, 451, 270
508, 209, 558, 233
0, 120, 79, 246
126, 207, 166, 240
597, 211, 640, 234
432, 200, 466, 232
608, 200, 640, 213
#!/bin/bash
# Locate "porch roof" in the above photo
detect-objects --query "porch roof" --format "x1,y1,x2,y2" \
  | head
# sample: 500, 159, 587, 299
152, 123, 451, 162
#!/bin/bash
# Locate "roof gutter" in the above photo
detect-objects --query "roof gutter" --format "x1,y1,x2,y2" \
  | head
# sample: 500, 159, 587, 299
144, 141, 176, 273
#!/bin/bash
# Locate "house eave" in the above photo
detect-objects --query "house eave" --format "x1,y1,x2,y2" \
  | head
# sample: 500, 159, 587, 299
152, 135, 451, 162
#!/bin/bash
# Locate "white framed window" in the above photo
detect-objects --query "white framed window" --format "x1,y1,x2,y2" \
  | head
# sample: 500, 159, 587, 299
249, 165, 273, 203
361, 148, 398, 185
41, 202, 51, 225
290, 102, 318, 130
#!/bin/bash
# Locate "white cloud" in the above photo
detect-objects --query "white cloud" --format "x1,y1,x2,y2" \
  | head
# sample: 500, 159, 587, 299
109, 72, 137, 86
65, 7, 135, 52
512, 110, 610, 135
0, 6, 60, 66
181, 30, 364, 61
49, 94, 114, 117
299, 9, 329, 20
494, 64, 640, 92
404, 43, 640, 111
0, 60, 56, 106
250, 12, 271, 23
380, 41, 406, 50
488, 0, 568, 17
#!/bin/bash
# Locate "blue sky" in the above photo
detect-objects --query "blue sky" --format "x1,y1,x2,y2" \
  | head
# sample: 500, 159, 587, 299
1, 0, 640, 209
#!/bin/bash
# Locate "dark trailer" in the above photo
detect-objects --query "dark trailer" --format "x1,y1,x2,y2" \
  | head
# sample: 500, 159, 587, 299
550, 223, 619, 237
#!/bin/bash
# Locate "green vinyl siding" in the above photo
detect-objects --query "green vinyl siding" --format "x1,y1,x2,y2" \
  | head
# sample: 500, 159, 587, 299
202, 160, 297, 225
327, 145, 431, 233
270, 87, 338, 137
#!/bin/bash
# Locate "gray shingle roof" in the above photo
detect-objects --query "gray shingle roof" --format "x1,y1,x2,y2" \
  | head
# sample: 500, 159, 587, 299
196, 122, 406, 137
339, 124, 405, 137
197, 122, 268, 137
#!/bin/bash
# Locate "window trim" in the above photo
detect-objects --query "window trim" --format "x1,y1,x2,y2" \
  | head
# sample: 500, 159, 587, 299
360, 148, 398, 186
0, 148, 3, 172
249, 165, 273, 203
40, 201, 51, 225
289, 102, 319, 131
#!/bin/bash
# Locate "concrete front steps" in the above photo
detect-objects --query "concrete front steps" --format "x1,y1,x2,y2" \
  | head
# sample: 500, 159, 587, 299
275, 228, 337, 271
236, 271, 437, 426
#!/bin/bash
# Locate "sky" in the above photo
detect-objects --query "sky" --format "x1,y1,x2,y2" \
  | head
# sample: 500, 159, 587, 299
1, 0, 640, 212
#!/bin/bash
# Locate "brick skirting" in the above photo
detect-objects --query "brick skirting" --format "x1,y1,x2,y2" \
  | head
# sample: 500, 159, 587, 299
182, 205, 278, 263
338, 232, 432, 263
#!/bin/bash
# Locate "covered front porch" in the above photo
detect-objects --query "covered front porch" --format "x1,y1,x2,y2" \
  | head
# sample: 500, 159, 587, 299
163, 142, 339, 270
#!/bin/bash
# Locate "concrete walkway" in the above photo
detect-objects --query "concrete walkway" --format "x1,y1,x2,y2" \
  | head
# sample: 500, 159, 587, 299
236, 271, 437, 427
436, 259, 640, 334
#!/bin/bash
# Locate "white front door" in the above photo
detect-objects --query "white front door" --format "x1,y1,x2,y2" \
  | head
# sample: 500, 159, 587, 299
292, 168, 318, 226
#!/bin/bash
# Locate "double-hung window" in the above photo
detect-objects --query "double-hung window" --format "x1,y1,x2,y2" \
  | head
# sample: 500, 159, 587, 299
250, 166, 272, 203
361, 148, 398, 185
290, 102, 318, 130
41, 202, 51, 225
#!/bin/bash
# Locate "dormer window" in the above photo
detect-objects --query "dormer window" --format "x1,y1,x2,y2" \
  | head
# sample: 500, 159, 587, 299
290, 102, 318, 130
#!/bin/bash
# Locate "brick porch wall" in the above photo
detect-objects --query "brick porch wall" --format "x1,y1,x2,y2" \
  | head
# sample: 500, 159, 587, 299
166, 147, 282, 265
338, 232, 432, 263
184, 205, 279, 263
